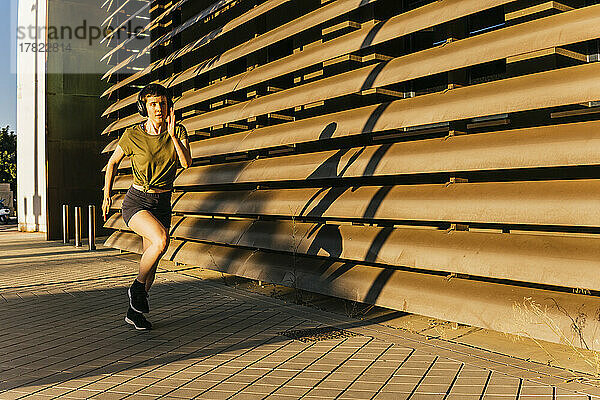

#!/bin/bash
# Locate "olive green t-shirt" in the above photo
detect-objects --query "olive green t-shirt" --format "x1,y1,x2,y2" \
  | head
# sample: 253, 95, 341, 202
118, 122, 188, 191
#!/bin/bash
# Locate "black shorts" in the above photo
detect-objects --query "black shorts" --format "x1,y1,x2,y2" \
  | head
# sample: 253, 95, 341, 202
121, 186, 172, 231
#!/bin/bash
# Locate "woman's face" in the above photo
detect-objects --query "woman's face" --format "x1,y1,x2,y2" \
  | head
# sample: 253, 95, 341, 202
145, 95, 168, 124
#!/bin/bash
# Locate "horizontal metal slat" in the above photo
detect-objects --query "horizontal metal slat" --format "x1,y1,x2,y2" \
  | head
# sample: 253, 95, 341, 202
101, 0, 115, 11
102, 0, 136, 26
102, 63, 154, 99
107, 120, 600, 171
112, 174, 133, 189
102, 138, 118, 154
178, 61, 600, 146
103, 211, 126, 229
101, 2, 150, 44
105, 211, 600, 291
183, 110, 600, 160
166, 179, 600, 227
103, 113, 143, 135
104, 228, 143, 252
109, 193, 126, 209
104, 230, 600, 351
168, 120, 600, 183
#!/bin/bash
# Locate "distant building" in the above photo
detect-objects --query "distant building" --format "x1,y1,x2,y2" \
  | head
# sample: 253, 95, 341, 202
0, 183, 14, 216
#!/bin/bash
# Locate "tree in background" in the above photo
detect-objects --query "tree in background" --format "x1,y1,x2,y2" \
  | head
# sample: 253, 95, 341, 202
0, 125, 16, 194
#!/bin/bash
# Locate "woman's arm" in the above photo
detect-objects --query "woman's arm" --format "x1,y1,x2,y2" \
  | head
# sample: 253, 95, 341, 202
168, 108, 192, 168
102, 145, 126, 221
171, 136, 192, 168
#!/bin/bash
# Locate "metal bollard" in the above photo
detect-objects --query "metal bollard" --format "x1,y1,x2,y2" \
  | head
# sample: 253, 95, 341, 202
74, 206, 82, 247
88, 205, 96, 251
62, 204, 69, 244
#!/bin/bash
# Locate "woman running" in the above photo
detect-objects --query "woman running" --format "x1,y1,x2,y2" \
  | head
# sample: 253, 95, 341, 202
102, 83, 192, 330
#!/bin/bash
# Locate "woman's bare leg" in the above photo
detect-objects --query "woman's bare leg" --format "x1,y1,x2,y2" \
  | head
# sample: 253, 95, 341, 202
141, 237, 159, 293
145, 258, 159, 293
128, 210, 170, 292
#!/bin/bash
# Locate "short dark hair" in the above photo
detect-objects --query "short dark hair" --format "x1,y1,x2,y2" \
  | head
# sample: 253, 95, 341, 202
139, 83, 171, 104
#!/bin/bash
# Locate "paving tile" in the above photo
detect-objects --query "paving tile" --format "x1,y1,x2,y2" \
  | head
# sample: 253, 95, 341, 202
519, 383, 553, 396
380, 382, 419, 392
304, 387, 345, 397
373, 391, 412, 400
60, 390, 104, 399
81, 381, 122, 392
219, 374, 258, 384
269, 386, 311, 397
19, 395, 54, 399
90, 392, 127, 400
161, 387, 204, 398
228, 393, 264, 400
119, 394, 159, 399
352, 375, 393, 384
303, 397, 338, 400
346, 381, 382, 391
445, 395, 482, 400
240, 383, 279, 394
134, 385, 180, 396
447, 384, 486, 395
283, 377, 323, 388
206, 381, 245, 392
411, 383, 453, 394
555, 393, 589, 399
482, 384, 519, 396
250, 375, 289, 385
32, 387, 75, 396
337, 390, 378, 400
409, 394, 445, 400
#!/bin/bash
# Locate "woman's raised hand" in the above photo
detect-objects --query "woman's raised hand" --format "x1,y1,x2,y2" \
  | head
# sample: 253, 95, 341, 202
167, 106, 175, 137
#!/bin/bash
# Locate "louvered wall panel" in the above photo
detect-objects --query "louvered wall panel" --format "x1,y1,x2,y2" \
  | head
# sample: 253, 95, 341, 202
100, 0, 600, 349
105, 229, 600, 348
103, 0, 517, 112
105, 212, 600, 291
102, 0, 294, 115
102, 6, 600, 134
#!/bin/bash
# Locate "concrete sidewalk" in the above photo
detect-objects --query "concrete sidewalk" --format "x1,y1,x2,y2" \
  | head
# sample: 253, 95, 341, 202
1, 227, 600, 400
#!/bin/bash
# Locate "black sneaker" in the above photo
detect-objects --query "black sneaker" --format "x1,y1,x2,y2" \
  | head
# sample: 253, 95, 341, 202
125, 307, 152, 330
128, 279, 149, 313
